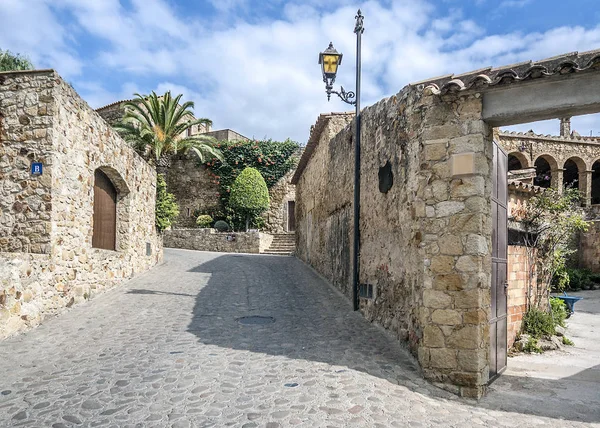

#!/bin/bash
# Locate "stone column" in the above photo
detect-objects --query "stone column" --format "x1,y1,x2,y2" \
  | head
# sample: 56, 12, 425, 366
551, 168, 564, 194
560, 117, 571, 138
580, 170, 593, 207
417, 94, 492, 399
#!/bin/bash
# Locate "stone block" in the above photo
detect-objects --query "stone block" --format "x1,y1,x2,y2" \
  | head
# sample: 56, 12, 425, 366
435, 201, 465, 218
450, 176, 485, 198
424, 143, 447, 161
455, 255, 479, 273
454, 290, 483, 310
431, 309, 462, 325
458, 350, 487, 372
433, 274, 464, 291
447, 326, 480, 349
438, 235, 462, 256
451, 153, 475, 177
423, 289, 452, 309
429, 348, 458, 369
423, 325, 445, 348
429, 255, 455, 274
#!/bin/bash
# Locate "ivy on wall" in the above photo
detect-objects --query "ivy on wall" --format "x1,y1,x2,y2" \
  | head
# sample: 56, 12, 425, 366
203, 138, 299, 209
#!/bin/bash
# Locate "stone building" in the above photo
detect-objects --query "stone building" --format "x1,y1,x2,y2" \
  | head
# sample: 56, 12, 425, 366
292, 49, 600, 398
0, 70, 162, 339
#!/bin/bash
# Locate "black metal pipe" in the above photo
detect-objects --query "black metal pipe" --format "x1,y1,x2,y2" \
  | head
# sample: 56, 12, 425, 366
352, 10, 364, 311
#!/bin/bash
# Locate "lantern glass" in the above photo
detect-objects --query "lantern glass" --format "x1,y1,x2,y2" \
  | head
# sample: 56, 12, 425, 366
319, 42, 343, 81
322, 54, 339, 75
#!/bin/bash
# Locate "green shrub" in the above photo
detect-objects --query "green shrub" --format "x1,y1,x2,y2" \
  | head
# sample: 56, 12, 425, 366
522, 307, 555, 338
590, 273, 600, 284
550, 297, 567, 327
214, 220, 230, 232
562, 336, 574, 346
229, 167, 270, 231
196, 214, 213, 228
524, 337, 542, 353
566, 268, 592, 290
155, 174, 179, 232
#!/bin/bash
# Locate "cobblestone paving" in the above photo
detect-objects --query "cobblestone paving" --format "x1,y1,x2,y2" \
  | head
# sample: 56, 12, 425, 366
0, 249, 598, 427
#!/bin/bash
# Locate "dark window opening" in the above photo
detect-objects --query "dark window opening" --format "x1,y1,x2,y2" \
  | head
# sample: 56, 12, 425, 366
508, 154, 523, 171
563, 159, 580, 190
592, 160, 600, 205
534, 157, 552, 188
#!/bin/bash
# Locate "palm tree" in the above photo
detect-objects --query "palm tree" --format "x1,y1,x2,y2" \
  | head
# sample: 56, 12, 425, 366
114, 91, 222, 167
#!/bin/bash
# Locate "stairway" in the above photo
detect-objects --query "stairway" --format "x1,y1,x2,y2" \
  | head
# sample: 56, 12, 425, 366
262, 233, 296, 256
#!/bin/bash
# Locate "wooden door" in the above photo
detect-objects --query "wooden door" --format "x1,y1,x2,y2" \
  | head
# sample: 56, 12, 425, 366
92, 169, 117, 250
490, 140, 508, 382
287, 201, 296, 232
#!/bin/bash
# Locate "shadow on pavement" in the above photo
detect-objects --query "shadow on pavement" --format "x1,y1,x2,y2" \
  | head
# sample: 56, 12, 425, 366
182, 251, 600, 424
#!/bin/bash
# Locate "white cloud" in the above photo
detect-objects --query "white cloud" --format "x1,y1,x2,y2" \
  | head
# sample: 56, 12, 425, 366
2, 0, 600, 143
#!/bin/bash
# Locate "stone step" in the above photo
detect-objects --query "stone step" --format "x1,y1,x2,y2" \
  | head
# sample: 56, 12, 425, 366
262, 250, 294, 255
268, 244, 295, 249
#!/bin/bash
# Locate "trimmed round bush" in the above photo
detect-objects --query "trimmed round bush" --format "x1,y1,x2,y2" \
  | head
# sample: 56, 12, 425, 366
229, 167, 270, 230
214, 220, 230, 232
196, 214, 213, 228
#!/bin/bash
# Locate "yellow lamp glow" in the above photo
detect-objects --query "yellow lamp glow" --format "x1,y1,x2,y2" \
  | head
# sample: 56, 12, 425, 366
319, 42, 343, 81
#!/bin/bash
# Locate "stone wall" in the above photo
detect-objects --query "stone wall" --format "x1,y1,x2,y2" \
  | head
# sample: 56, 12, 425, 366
164, 228, 273, 254
0, 70, 162, 339
580, 219, 600, 272
263, 168, 296, 233
295, 89, 493, 397
166, 156, 221, 227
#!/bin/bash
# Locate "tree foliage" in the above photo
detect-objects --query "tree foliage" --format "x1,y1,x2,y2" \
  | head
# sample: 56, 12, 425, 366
512, 187, 589, 309
0, 49, 33, 71
114, 91, 222, 166
202, 139, 299, 229
229, 167, 270, 231
155, 174, 179, 232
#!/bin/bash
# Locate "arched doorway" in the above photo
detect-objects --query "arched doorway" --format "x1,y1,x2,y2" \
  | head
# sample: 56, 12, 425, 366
592, 160, 600, 205
93, 169, 117, 250
508, 152, 528, 171
563, 157, 585, 190
533, 156, 554, 188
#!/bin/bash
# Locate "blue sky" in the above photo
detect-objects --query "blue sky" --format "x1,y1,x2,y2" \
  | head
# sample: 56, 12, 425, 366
2, 0, 600, 142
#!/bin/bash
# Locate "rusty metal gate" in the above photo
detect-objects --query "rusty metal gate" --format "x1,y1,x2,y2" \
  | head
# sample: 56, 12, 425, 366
490, 140, 508, 382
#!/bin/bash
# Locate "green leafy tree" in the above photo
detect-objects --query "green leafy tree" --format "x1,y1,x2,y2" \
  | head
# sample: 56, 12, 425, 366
155, 174, 179, 232
514, 187, 589, 309
114, 91, 222, 167
0, 49, 33, 71
229, 168, 270, 231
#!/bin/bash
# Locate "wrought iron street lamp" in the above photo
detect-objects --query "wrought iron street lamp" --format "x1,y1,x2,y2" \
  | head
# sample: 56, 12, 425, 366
319, 10, 364, 311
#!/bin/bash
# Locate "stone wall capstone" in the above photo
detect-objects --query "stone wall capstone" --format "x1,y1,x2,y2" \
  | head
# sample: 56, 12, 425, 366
0, 70, 162, 339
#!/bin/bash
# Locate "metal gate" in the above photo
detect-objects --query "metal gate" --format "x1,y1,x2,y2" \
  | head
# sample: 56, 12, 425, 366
490, 140, 508, 382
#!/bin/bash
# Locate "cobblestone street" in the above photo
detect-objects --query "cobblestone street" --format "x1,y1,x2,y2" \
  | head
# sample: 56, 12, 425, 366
0, 249, 598, 427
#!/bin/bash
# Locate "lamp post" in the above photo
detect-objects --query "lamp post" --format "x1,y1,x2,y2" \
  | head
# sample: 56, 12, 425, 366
319, 10, 364, 311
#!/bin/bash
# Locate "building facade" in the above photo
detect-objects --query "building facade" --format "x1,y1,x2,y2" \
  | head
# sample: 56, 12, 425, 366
0, 70, 162, 339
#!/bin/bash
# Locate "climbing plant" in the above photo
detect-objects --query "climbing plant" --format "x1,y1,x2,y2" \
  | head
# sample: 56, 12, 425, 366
202, 138, 299, 228
512, 187, 589, 309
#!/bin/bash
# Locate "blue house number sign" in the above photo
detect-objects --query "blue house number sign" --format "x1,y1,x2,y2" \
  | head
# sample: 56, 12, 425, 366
31, 162, 43, 176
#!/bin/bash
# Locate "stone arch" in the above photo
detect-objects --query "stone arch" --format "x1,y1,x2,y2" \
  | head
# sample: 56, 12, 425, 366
563, 156, 586, 189
533, 154, 557, 188
507, 151, 530, 170
592, 159, 600, 205
92, 166, 130, 251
